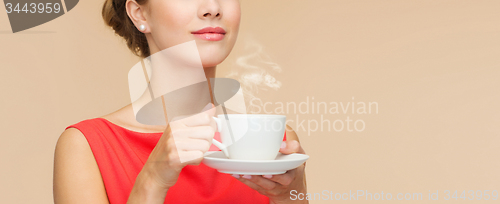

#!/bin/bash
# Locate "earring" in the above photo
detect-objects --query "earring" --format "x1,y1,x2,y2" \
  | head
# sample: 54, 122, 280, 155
139, 25, 146, 31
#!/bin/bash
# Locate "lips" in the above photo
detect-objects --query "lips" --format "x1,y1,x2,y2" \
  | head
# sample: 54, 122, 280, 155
192, 27, 226, 41
192, 27, 226, 34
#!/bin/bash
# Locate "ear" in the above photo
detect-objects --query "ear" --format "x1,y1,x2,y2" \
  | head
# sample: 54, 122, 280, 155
126, 0, 150, 33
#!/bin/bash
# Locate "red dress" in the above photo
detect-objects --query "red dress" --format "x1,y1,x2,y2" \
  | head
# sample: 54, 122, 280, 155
66, 118, 283, 204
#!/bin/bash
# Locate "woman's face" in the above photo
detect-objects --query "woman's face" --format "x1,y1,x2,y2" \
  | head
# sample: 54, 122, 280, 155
143, 0, 241, 68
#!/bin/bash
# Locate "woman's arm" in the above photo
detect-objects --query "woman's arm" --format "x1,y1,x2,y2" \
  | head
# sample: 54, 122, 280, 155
54, 106, 217, 203
53, 128, 109, 203
126, 167, 169, 203
53, 128, 170, 204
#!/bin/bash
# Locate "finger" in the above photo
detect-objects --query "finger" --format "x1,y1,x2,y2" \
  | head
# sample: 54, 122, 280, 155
171, 126, 215, 142
179, 150, 204, 165
235, 176, 266, 192
241, 175, 278, 191
178, 112, 212, 127
201, 103, 218, 131
174, 138, 211, 152
209, 116, 218, 132
264, 170, 296, 186
279, 140, 301, 154
177, 104, 216, 127
172, 103, 214, 122
200, 103, 214, 112
195, 103, 216, 123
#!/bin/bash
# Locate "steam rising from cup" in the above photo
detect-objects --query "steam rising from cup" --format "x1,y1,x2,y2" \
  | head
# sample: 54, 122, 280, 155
226, 38, 283, 112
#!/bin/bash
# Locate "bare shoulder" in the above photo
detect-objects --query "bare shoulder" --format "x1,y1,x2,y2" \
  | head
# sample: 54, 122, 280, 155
53, 128, 109, 204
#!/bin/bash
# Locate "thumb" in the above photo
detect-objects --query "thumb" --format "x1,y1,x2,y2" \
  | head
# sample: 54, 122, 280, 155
201, 103, 215, 116
279, 140, 301, 154
201, 103, 218, 131
200, 103, 216, 117
174, 103, 216, 127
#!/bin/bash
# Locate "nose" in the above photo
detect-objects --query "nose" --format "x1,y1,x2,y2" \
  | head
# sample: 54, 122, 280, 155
198, 0, 222, 19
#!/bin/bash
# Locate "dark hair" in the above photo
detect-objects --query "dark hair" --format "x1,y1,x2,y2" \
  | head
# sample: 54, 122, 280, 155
102, 0, 150, 58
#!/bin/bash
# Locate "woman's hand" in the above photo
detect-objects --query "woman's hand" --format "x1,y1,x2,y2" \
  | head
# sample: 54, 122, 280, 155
139, 103, 217, 189
233, 138, 308, 204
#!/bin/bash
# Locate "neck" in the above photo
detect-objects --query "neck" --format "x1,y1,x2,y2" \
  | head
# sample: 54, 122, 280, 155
204, 66, 216, 79
204, 66, 216, 105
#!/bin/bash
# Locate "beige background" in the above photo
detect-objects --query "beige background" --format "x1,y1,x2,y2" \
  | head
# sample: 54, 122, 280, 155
1, 0, 499, 203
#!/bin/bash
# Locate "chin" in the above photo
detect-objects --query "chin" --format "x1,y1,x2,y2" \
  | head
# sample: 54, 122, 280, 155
199, 53, 226, 68
196, 42, 232, 68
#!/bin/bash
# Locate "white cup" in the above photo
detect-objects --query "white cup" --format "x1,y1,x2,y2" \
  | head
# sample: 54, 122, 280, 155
211, 114, 286, 160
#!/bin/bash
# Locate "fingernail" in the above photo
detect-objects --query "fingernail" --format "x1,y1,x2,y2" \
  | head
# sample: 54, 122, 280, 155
280, 141, 287, 149
242, 175, 252, 179
231, 174, 240, 179
263, 175, 273, 179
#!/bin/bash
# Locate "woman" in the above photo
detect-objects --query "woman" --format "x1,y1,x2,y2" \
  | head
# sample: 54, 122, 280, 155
53, 0, 307, 203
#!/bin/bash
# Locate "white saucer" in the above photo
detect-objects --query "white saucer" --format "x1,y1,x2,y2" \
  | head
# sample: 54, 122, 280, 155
202, 151, 309, 175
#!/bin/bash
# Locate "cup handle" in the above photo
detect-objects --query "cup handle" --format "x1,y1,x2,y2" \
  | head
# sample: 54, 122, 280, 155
212, 117, 229, 158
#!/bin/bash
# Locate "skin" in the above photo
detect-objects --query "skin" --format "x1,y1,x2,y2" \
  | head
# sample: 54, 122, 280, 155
53, 0, 307, 203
